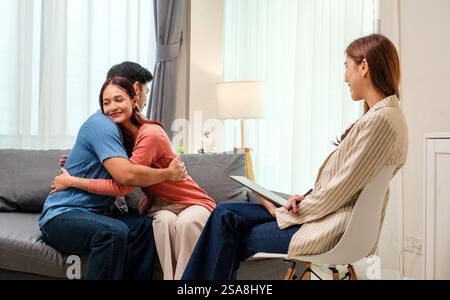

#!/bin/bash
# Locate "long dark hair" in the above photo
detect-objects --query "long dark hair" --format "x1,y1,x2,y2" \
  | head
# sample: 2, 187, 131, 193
335, 34, 401, 146
99, 77, 165, 156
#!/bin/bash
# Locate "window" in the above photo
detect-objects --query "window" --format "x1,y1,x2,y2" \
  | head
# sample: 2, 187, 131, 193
0, 0, 156, 149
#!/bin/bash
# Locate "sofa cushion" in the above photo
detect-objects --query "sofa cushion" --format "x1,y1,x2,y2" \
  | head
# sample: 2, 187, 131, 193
180, 154, 248, 204
0, 149, 68, 213
0, 213, 69, 278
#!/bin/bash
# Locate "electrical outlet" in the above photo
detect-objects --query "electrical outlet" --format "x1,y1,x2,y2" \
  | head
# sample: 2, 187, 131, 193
404, 236, 423, 255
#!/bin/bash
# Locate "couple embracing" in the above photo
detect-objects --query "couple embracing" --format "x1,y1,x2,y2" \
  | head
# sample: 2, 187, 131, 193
39, 62, 215, 280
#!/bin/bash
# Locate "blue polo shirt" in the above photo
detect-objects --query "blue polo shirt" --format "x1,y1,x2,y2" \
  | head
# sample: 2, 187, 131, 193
39, 111, 128, 229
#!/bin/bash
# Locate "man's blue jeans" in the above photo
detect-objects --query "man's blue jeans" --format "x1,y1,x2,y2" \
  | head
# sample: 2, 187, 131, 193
41, 211, 156, 280
181, 202, 301, 280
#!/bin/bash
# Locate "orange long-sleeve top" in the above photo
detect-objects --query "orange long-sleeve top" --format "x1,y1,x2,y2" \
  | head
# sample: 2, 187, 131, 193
88, 123, 216, 212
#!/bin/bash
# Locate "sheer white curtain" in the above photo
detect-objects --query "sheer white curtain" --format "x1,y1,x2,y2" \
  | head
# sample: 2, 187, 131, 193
222, 0, 377, 194
0, 0, 156, 149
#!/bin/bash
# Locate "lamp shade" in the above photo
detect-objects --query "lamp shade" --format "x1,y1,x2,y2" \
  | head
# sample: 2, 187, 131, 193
216, 81, 266, 120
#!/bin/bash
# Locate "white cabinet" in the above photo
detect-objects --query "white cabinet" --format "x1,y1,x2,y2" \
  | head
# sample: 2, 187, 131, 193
425, 133, 450, 279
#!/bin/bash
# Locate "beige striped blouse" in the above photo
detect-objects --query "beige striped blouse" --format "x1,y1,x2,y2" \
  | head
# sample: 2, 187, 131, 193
275, 95, 408, 257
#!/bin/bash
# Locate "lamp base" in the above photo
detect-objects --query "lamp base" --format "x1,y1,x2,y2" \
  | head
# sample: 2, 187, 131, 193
234, 147, 255, 181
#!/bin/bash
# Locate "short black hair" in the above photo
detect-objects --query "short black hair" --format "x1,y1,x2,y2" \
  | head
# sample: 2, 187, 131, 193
107, 61, 153, 84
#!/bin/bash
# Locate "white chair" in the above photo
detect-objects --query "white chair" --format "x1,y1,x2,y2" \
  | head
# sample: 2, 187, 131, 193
251, 166, 396, 280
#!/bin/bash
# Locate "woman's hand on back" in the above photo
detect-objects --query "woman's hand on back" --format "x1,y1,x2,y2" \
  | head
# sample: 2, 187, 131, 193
57, 154, 68, 167
50, 168, 73, 195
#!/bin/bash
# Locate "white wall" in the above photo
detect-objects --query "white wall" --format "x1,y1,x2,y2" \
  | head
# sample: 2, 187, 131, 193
399, 0, 450, 279
188, 0, 224, 153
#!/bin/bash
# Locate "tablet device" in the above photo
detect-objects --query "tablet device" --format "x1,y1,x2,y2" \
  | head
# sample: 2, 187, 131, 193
230, 175, 290, 207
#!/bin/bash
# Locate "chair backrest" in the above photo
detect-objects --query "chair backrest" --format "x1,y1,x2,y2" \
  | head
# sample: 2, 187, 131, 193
297, 166, 395, 265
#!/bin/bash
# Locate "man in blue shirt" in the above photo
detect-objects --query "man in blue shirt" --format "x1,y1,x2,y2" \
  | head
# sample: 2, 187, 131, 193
39, 63, 186, 280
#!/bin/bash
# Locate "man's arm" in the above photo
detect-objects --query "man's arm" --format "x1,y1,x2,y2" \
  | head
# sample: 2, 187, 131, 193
103, 156, 187, 187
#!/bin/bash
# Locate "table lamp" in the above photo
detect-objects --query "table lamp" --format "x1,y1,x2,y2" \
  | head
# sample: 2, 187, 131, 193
216, 81, 266, 181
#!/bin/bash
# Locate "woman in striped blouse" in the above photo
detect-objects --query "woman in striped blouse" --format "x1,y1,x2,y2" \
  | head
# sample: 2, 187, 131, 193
182, 34, 408, 280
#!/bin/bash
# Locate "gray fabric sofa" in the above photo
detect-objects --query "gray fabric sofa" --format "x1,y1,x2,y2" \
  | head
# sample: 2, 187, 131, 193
0, 149, 291, 280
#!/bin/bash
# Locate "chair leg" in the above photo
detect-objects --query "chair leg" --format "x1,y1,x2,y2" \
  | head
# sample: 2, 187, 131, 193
283, 261, 297, 280
347, 265, 358, 280
329, 266, 340, 280
300, 262, 312, 280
